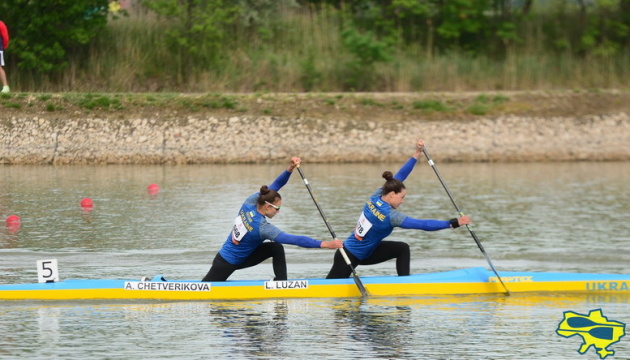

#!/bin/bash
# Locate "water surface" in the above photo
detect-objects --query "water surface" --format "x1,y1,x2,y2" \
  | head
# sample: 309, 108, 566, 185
1, 162, 629, 359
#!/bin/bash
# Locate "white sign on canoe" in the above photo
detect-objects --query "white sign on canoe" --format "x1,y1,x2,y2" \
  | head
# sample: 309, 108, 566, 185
124, 281, 211, 291
264, 280, 309, 290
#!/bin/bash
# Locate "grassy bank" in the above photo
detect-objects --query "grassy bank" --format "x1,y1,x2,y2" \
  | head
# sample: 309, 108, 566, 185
8, 5, 630, 93
3, 89, 630, 123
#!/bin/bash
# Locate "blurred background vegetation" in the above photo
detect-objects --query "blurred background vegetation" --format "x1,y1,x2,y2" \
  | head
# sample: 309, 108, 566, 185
1, 0, 630, 93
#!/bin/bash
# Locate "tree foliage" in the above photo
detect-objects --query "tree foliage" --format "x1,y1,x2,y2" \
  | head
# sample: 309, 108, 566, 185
4, 0, 630, 90
140, 0, 240, 66
300, 0, 630, 58
0, 0, 109, 72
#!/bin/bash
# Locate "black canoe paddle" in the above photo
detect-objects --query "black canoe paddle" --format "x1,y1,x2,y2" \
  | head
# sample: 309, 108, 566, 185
295, 165, 369, 297
422, 147, 510, 296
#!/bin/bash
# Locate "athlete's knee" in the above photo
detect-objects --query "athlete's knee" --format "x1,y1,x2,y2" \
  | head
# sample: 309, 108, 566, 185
396, 241, 410, 255
270, 242, 285, 254
326, 267, 348, 279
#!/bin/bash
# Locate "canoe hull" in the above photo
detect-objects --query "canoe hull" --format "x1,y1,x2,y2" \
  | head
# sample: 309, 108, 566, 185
2, 267, 630, 301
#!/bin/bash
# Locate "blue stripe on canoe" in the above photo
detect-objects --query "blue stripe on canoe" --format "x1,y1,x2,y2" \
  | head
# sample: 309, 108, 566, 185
3, 267, 630, 291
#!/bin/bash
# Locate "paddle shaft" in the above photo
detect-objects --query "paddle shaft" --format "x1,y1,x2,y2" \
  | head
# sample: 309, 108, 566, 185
560, 328, 614, 340
421, 147, 510, 296
295, 166, 369, 297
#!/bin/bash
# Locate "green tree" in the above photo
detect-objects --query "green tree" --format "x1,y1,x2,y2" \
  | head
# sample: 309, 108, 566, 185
0, 0, 109, 72
579, 0, 630, 57
339, 26, 392, 90
140, 0, 240, 72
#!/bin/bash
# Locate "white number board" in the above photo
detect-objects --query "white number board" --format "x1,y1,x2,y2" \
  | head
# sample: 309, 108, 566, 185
37, 259, 60, 283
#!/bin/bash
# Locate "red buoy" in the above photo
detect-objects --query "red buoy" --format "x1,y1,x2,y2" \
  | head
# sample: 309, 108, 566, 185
6, 214, 21, 233
6, 214, 20, 226
80, 198, 94, 210
147, 183, 160, 195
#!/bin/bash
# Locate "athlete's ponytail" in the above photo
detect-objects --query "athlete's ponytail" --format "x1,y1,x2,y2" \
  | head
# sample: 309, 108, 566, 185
381, 171, 405, 195
257, 185, 281, 206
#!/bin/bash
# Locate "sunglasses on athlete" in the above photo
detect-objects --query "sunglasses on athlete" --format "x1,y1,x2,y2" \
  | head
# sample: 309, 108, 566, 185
265, 201, 281, 211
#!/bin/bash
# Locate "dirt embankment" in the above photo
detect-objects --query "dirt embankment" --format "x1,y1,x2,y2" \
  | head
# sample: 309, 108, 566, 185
1, 90, 629, 164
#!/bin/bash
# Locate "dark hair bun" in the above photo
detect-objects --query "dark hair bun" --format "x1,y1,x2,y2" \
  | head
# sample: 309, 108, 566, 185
382, 171, 393, 181
259, 185, 270, 194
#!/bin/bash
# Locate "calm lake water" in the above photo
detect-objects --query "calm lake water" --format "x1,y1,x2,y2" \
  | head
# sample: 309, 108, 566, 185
1, 162, 629, 359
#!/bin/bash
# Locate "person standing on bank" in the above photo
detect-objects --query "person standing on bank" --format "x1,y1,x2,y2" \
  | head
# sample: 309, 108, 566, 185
326, 139, 471, 279
0, 20, 9, 93
202, 157, 343, 282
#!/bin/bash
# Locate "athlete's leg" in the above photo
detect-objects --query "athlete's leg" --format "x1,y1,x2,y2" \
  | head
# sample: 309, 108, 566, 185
326, 248, 359, 279
239, 242, 288, 280
0, 51, 8, 89
360, 241, 410, 276
202, 253, 237, 281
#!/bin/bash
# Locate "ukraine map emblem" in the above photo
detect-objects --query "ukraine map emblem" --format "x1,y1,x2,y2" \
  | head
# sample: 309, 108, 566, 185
556, 309, 626, 359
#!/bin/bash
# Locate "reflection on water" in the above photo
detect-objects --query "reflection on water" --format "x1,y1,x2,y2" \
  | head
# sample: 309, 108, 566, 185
332, 299, 415, 359
2, 293, 630, 359
1, 162, 630, 358
208, 301, 290, 359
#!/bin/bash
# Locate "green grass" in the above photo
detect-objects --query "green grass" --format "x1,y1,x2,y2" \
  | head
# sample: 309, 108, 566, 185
7, 9, 630, 93
357, 98, 383, 107
467, 104, 490, 115
2, 102, 21, 109
76, 95, 123, 110
412, 100, 450, 112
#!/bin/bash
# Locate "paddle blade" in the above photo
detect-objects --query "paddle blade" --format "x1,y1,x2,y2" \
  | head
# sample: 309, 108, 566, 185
352, 273, 369, 297
589, 327, 614, 340
568, 317, 599, 328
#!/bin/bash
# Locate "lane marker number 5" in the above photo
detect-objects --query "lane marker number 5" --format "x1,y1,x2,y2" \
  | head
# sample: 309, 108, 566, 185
37, 259, 60, 283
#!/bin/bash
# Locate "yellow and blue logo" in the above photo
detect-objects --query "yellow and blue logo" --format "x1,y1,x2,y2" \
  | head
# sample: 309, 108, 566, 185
556, 309, 626, 359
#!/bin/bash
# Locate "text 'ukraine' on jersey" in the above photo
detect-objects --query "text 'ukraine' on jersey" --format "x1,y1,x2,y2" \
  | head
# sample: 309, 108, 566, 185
344, 192, 399, 260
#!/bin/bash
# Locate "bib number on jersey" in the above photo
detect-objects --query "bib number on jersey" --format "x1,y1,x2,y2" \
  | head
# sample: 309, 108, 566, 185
354, 212, 373, 240
232, 216, 248, 242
